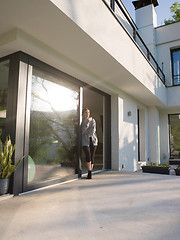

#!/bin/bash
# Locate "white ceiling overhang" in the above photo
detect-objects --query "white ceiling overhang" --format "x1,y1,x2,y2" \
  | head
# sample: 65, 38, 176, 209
0, 0, 167, 107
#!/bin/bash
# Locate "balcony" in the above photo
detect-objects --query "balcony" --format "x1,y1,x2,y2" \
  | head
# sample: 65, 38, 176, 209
0, 0, 167, 106
105, 0, 165, 83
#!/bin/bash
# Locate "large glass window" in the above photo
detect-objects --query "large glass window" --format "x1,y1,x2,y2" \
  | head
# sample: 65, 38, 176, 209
82, 88, 104, 173
171, 49, 180, 85
169, 114, 180, 159
28, 67, 79, 184
0, 60, 9, 142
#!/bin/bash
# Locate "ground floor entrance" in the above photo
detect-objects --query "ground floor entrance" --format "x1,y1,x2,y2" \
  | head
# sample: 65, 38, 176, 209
169, 114, 180, 159
0, 52, 111, 195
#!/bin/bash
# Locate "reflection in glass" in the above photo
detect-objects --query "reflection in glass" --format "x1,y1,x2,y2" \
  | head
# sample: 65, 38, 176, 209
0, 60, 9, 142
169, 114, 180, 159
82, 88, 104, 173
172, 49, 180, 85
28, 68, 79, 184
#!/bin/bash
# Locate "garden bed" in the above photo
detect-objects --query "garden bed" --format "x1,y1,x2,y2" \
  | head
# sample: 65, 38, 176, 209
142, 166, 170, 175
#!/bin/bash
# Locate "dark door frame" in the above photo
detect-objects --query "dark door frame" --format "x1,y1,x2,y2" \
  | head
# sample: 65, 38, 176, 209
137, 109, 140, 162
1, 51, 111, 195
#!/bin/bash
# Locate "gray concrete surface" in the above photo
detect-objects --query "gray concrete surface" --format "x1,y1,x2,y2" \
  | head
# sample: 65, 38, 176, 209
0, 171, 180, 240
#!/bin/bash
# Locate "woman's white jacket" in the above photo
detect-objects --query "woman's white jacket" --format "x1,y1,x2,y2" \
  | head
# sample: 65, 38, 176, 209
81, 117, 98, 146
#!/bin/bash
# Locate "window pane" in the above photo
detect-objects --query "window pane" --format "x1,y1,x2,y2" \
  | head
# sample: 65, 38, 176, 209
0, 60, 9, 142
172, 49, 180, 85
28, 67, 79, 184
169, 114, 180, 159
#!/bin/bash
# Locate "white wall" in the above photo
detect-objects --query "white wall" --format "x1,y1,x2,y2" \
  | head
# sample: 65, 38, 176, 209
50, 0, 167, 106
111, 94, 120, 170
139, 108, 147, 162
156, 22, 180, 86
167, 86, 180, 107
148, 107, 160, 164
135, 4, 157, 58
111, 91, 150, 172
155, 23, 180, 163
136, 4, 157, 28
119, 95, 138, 171
159, 112, 169, 164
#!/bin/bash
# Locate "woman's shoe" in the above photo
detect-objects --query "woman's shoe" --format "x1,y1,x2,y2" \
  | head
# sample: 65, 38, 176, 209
87, 171, 92, 179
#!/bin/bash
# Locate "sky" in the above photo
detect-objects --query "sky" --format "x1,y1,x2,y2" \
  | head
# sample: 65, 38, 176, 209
121, 0, 179, 26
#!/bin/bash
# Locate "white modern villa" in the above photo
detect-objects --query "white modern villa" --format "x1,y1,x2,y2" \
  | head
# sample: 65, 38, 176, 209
0, 0, 180, 195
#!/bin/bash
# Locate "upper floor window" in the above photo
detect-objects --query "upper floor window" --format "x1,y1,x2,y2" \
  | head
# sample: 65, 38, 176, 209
171, 48, 180, 85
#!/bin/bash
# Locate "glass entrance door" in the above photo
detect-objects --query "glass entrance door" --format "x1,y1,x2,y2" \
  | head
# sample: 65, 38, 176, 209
169, 114, 180, 159
81, 88, 104, 173
27, 67, 79, 186
0, 60, 9, 142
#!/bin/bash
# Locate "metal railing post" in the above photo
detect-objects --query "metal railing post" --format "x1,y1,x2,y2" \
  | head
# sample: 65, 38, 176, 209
157, 64, 159, 75
110, 0, 115, 11
133, 28, 136, 42
147, 49, 150, 61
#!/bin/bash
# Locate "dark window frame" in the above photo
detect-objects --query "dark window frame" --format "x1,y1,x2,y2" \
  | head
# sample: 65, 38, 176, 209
171, 48, 180, 86
0, 58, 10, 142
0, 51, 111, 195
168, 113, 180, 159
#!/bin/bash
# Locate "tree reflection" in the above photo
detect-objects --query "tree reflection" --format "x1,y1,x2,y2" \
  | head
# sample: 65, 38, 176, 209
29, 76, 79, 168
0, 89, 8, 141
170, 114, 180, 159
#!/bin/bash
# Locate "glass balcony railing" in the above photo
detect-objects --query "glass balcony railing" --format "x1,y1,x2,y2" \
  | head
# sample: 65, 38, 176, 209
103, 0, 165, 83
173, 75, 180, 86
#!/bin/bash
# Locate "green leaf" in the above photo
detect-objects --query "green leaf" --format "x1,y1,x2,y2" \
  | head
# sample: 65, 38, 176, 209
164, 2, 180, 25
0, 135, 25, 179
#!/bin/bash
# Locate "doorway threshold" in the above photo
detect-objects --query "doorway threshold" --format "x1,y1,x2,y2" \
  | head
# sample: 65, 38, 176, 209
20, 169, 106, 196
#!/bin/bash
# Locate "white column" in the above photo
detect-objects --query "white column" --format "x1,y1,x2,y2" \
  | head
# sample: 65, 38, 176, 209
148, 107, 160, 164
111, 94, 120, 170
159, 112, 169, 164
135, 4, 157, 59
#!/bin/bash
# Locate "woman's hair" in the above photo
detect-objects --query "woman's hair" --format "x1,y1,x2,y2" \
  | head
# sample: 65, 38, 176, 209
82, 108, 90, 115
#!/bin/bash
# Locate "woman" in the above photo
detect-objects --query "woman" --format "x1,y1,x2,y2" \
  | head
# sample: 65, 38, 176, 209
81, 108, 98, 179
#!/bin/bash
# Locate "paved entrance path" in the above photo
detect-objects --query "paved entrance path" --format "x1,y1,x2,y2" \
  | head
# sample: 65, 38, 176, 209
0, 171, 180, 240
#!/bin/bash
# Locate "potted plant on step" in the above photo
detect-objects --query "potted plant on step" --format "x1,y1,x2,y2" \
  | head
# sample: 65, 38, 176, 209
175, 166, 180, 176
142, 162, 170, 175
0, 136, 24, 195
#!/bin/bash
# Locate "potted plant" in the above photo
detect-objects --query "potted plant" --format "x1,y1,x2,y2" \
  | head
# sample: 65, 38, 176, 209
175, 166, 180, 176
0, 136, 24, 195
142, 162, 170, 175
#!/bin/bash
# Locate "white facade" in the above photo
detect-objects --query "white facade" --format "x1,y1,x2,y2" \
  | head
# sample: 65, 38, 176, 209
0, 0, 180, 173
156, 22, 180, 86
135, 4, 157, 58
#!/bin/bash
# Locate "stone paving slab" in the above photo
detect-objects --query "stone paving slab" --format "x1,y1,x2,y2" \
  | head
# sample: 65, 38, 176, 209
0, 171, 180, 240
